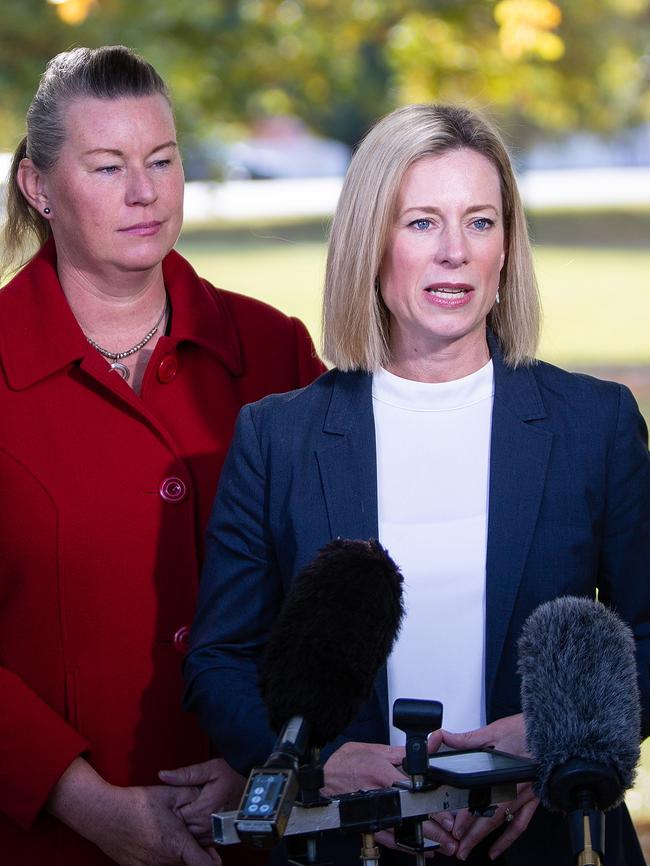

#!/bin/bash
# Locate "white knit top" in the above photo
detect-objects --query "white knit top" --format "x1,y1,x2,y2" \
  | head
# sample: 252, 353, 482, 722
372, 361, 494, 743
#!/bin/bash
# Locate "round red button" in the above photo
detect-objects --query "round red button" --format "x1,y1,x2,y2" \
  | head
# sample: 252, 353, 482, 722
159, 476, 188, 503
173, 626, 191, 654
158, 355, 178, 384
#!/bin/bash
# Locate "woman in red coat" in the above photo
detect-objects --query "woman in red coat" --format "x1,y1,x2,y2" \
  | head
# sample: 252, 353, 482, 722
0, 46, 323, 866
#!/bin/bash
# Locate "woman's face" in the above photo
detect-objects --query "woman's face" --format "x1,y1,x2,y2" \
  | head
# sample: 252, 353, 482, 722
380, 148, 506, 375
40, 93, 184, 285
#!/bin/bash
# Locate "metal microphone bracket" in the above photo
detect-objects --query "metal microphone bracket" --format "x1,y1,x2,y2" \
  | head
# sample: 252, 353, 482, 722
215, 699, 538, 862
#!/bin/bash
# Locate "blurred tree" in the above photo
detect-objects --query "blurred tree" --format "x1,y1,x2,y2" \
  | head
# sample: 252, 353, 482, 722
0, 0, 648, 151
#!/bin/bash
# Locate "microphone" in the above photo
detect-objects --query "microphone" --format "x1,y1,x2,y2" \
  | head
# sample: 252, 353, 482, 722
260, 537, 405, 747
518, 596, 641, 865
235, 538, 404, 847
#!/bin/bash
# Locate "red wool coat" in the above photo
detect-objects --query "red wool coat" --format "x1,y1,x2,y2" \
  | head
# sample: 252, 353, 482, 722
0, 239, 324, 865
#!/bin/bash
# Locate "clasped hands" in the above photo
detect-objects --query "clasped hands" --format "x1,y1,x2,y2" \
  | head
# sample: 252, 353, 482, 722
48, 755, 245, 866
322, 713, 539, 861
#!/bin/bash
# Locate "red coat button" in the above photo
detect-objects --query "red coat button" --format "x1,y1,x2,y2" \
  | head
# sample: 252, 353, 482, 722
159, 476, 188, 503
173, 626, 191, 654
157, 355, 178, 383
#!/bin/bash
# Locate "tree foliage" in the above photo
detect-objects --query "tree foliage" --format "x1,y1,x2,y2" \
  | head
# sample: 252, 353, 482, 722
1, 0, 648, 151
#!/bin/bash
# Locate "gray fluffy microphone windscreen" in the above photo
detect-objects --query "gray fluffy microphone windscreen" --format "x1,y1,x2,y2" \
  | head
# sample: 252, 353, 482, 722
517, 595, 641, 811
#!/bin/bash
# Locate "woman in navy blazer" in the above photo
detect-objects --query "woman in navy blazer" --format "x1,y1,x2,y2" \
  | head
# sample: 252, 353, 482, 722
185, 105, 650, 865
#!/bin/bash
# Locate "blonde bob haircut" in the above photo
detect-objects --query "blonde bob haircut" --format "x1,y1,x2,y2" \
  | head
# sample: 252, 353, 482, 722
322, 103, 541, 370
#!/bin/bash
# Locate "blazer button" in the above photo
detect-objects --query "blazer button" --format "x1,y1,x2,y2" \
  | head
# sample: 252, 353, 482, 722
159, 476, 188, 503
173, 626, 191, 654
158, 355, 178, 383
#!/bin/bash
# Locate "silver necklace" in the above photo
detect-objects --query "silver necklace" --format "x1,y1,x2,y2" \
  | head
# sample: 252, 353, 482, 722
86, 296, 168, 381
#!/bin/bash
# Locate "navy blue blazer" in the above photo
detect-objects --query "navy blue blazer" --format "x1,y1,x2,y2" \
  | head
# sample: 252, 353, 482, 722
185, 341, 650, 865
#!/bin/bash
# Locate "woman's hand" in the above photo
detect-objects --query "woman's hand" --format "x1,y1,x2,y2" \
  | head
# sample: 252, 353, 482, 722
322, 741, 407, 795
159, 758, 247, 846
323, 739, 460, 858
431, 714, 539, 861
48, 757, 220, 865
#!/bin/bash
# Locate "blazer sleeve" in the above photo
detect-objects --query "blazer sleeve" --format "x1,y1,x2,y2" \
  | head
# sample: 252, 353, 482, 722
0, 667, 89, 829
597, 384, 650, 738
183, 403, 280, 774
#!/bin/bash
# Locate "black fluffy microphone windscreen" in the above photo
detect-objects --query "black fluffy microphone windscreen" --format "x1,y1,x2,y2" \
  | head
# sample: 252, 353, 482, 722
260, 538, 404, 748
518, 596, 641, 811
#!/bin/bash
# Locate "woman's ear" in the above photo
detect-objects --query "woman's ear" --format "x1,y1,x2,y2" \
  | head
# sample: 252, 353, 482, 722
17, 158, 51, 216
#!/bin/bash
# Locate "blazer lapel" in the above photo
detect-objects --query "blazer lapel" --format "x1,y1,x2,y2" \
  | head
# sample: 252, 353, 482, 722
315, 370, 379, 542
314, 371, 390, 732
485, 346, 553, 710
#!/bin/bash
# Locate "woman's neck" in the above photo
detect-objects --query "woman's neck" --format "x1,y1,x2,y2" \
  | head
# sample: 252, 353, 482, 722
57, 254, 169, 395
57, 256, 167, 353
386, 336, 491, 383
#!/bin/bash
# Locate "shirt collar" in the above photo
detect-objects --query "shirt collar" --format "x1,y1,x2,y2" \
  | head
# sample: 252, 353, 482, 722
0, 239, 242, 391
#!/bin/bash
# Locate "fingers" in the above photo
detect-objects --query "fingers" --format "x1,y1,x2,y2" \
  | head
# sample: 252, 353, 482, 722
422, 819, 459, 858
159, 759, 220, 787
449, 807, 477, 842
453, 787, 539, 861
454, 807, 504, 861
428, 810, 454, 834
180, 833, 221, 866
322, 742, 408, 795
427, 729, 444, 753
376, 827, 441, 860
488, 796, 539, 860
440, 727, 486, 751
375, 828, 398, 850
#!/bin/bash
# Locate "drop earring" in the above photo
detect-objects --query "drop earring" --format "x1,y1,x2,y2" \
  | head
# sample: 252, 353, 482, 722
495, 290, 500, 305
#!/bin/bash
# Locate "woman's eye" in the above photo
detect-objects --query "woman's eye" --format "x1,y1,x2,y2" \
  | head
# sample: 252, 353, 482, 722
97, 165, 120, 174
472, 217, 494, 231
410, 218, 432, 231
151, 159, 171, 169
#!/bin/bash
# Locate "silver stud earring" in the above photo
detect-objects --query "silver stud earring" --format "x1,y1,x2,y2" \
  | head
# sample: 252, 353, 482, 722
43, 207, 51, 215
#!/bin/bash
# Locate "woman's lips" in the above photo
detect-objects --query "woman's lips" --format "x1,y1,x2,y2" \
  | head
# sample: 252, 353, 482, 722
424, 283, 473, 308
119, 221, 163, 236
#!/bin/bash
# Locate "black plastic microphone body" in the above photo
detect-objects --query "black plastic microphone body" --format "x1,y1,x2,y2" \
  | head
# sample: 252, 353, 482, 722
235, 715, 310, 848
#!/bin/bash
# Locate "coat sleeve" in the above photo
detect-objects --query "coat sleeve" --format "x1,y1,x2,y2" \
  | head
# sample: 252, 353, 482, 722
183, 403, 280, 774
597, 384, 650, 739
0, 667, 89, 829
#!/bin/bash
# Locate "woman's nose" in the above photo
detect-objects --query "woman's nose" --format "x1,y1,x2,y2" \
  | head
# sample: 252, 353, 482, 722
434, 224, 469, 267
125, 168, 157, 206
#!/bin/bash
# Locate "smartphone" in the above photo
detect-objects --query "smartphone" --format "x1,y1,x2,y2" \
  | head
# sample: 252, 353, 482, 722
426, 749, 538, 787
